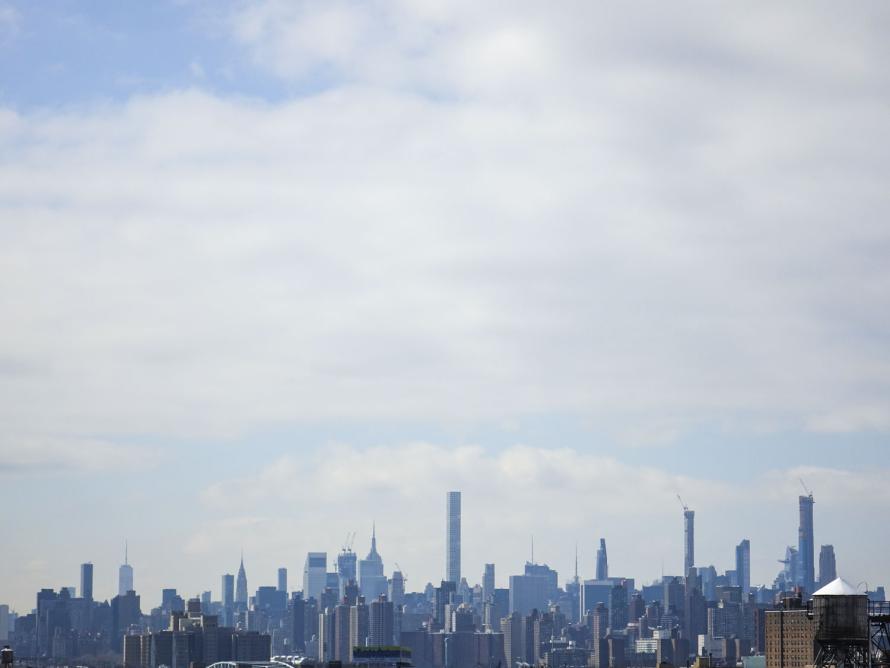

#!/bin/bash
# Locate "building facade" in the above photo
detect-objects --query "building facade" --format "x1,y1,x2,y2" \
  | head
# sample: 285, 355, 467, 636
446, 491, 461, 585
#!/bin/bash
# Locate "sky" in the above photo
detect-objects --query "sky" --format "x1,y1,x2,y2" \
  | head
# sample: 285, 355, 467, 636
2, 1, 890, 613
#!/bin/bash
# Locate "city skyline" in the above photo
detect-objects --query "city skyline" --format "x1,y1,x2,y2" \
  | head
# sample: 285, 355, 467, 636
3, 0, 890, 629
2, 483, 878, 614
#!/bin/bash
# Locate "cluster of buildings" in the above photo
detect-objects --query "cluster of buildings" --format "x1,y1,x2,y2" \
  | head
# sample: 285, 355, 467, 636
2, 490, 886, 668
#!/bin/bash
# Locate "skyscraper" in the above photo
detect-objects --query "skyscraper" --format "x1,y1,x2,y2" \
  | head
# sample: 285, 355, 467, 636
119, 544, 134, 596
369, 595, 394, 646
446, 491, 461, 584
0, 604, 8, 642
818, 545, 836, 588
389, 570, 405, 606
236, 554, 248, 607
278, 567, 288, 593
483, 564, 495, 603
359, 525, 387, 600
80, 562, 94, 601
219, 576, 233, 625
222, 573, 234, 606
798, 494, 815, 594
735, 539, 751, 596
684, 509, 695, 576
595, 538, 608, 580
304, 552, 327, 602
337, 547, 357, 598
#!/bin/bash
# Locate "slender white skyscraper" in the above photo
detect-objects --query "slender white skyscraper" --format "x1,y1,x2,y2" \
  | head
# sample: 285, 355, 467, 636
446, 491, 461, 584
118, 541, 134, 596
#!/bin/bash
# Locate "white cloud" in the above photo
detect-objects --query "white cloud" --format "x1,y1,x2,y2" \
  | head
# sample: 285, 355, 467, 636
1, 68, 888, 447
0, 434, 159, 474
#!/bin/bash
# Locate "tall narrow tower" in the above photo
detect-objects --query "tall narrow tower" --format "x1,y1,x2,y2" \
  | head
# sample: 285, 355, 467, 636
819, 545, 837, 588
118, 541, 134, 595
735, 539, 750, 596
684, 509, 695, 576
799, 493, 815, 594
236, 553, 248, 606
446, 491, 461, 584
80, 562, 94, 601
595, 538, 608, 580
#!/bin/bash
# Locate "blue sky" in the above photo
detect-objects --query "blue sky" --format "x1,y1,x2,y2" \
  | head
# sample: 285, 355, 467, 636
2, 0, 890, 612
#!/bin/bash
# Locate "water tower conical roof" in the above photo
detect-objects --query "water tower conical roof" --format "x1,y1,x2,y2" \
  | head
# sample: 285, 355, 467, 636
813, 577, 861, 596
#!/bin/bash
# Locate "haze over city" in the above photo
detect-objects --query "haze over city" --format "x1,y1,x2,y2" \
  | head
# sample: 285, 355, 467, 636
2, 1, 889, 657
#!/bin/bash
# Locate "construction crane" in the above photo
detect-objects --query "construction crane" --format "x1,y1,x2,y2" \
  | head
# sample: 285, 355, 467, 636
676, 494, 689, 512
799, 478, 813, 498
342, 531, 356, 552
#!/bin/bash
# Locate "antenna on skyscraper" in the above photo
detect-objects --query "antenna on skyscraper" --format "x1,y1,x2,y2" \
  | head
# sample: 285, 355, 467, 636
124, 539, 128, 566
531, 535, 534, 564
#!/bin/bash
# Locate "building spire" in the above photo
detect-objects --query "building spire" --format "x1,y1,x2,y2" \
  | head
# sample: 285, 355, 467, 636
574, 542, 579, 582
372, 521, 377, 552
125, 539, 128, 566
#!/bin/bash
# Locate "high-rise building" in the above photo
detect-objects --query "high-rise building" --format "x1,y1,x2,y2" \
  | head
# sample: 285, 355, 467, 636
736, 539, 751, 596
111, 590, 142, 650
80, 562, 94, 601
609, 583, 629, 631
389, 571, 405, 607
502, 612, 524, 667
334, 603, 352, 661
119, 542, 134, 596
777, 545, 799, 592
798, 494, 815, 594
337, 547, 358, 582
0, 604, 9, 642
483, 564, 495, 602
236, 555, 249, 607
318, 607, 334, 662
338, 548, 357, 595
222, 573, 235, 617
509, 563, 558, 616
359, 526, 387, 600
446, 491, 461, 584
818, 545, 837, 588
369, 596, 394, 646
278, 567, 288, 593
684, 509, 695, 576
435, 580, 457, 629
596, 538, 609, 580
304, 552, 327, 602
